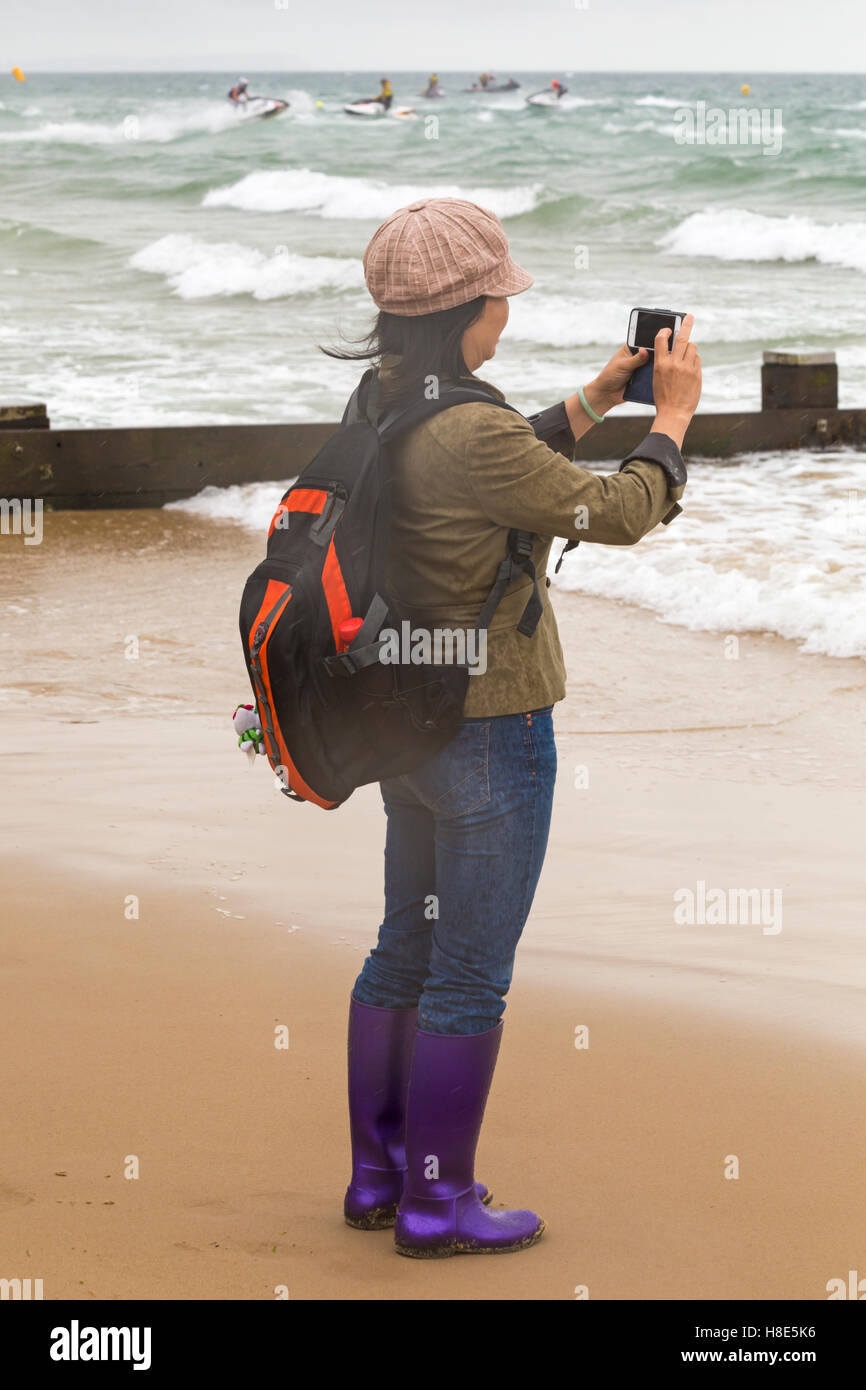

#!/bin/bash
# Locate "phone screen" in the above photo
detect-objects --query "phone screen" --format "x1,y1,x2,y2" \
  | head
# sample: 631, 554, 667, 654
631, 310, 681, 351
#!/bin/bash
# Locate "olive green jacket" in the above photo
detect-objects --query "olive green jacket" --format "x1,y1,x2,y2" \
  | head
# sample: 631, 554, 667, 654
385, 378, 687, 717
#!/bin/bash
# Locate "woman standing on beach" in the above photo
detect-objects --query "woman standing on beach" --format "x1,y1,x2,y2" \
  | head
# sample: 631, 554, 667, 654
339, 198, 702, 1257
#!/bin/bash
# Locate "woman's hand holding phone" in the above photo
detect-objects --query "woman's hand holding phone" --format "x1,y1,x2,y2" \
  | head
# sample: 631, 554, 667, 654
650, 313, 702, 449
583, 344, 650, 415
565, 344, 650, 437
565, 315, 701, 445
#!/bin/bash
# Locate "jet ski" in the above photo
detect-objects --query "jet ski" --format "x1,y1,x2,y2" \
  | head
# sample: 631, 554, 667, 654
344, 100, 385, 116
233, 96, 289, 120
344, 100, 416, 118
464, 80, 520, 93
420, 87, 446, 98
526, 89, 567, 107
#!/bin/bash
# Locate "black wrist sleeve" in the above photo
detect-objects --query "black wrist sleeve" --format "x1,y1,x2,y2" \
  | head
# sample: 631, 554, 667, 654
618, 431, 687, 489
526, 401, 575, 459
619, 432, 686, 525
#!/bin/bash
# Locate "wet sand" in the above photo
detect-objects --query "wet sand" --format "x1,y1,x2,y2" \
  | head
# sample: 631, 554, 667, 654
1, 509, 864, 1299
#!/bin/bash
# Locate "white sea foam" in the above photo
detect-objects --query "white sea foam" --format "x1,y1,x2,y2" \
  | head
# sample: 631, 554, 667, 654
166, 480, 293, 528
603, 119, 675, 136
129, 233, 364, 300
660, 209, 866, 275
634, 95, 693, 108
506, 292, 810, 348
0, 102, 258, 145
474, 93, 527, 113
0, 120, 127, 145
165, 451, 866, 663
282, 88, 318, 117
202, 168, 543, 220
507, 296, 642, 348
556, 450, 866, 660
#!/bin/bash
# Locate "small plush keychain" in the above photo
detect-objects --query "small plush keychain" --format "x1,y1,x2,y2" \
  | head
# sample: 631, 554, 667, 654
232, 702, 265, 762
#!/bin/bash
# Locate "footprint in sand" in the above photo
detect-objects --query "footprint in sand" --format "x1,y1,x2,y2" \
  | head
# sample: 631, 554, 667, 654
0, 1187, 35, 1210
186, 1199, 241, 1216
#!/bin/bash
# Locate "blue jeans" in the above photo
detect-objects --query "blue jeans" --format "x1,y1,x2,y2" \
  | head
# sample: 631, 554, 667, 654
353, 707, 557, 1034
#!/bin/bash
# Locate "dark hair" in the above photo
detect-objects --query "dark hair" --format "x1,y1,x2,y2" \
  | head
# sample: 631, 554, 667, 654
321, 297, 487, 409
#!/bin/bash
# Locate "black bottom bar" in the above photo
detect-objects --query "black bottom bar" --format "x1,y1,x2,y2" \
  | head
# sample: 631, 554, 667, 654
6, 1297, 861, 1374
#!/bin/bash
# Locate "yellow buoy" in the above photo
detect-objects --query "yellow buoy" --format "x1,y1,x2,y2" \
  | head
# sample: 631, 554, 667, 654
316, 100, 324, 109
741, 83, 751, 96
12, 66, 26, 82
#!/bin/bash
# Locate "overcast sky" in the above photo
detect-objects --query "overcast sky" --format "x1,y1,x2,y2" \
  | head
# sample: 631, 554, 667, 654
5, 0, 866, 72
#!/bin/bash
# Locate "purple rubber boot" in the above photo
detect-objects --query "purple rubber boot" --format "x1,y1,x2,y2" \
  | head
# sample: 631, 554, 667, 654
394, 1023, 545, 1258
344, 997, 491, 1230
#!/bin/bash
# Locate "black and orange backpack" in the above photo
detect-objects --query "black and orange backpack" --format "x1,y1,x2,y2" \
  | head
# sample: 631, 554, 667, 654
238, 368, 542, 809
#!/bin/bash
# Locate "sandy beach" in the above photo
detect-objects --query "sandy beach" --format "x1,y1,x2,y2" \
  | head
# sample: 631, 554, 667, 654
1, 507, 864, 1300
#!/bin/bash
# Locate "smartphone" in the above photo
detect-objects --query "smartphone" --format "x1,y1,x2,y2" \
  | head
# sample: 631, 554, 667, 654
623, 307, 686, 405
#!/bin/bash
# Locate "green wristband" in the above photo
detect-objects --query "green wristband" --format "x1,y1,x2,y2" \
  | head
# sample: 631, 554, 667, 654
578, 385, 605, 425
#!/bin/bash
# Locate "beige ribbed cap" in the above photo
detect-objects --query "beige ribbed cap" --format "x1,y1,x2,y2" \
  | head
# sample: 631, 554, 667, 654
363, 197, 533, 316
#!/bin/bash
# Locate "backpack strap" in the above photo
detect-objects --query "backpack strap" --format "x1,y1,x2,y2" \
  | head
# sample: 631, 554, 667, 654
554, 537, 581, 574
341, 367, 381, 427
322, 592, 390, 678
481, 530, 542, 638
476, 529, 543, 636
377, 382, 521, 440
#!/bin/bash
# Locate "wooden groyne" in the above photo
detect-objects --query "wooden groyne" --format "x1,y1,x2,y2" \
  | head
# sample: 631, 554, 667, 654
0, 353, 861, 510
